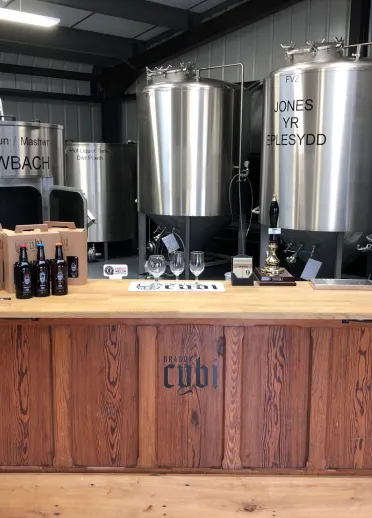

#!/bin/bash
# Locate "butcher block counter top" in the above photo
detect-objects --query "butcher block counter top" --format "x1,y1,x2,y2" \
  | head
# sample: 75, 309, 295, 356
0, 279, 371, 320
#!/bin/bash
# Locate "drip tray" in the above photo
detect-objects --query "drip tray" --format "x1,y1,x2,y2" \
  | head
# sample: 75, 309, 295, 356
310, 279, 372, 290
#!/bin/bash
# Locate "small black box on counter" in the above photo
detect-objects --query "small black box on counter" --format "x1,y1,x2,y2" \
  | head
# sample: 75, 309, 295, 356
231, 255, 254, 286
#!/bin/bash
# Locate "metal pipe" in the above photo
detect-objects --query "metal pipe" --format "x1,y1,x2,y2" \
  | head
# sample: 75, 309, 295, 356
196, 63, 245, 253
0, 98, 4, 120
344, 41, 372, 48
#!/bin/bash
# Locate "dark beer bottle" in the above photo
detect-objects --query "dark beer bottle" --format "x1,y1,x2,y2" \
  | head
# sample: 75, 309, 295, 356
33, 243, 50, 297
14, 244, 33, 299
51, 243, 68, 296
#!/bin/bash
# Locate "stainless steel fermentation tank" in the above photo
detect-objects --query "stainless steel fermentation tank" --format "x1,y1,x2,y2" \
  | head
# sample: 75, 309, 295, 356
0, 119, 64, 185
65, 143, 137, 248
259, 40, 372, 277
137, 63, 244, 274
261, 39, 372, 233
0, 115, 85, 229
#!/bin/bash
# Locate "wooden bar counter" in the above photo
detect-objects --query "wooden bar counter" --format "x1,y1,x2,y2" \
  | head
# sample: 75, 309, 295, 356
1, 280, 372, 474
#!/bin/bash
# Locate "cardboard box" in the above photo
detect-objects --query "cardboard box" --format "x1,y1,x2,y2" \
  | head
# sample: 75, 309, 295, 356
44, 222, 87, 286
0, 225, 4, 291
3, 224, 60, 293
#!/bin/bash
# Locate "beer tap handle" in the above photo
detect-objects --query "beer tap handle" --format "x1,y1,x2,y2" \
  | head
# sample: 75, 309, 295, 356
269, 194, 280, 242
269, 194, 279, 228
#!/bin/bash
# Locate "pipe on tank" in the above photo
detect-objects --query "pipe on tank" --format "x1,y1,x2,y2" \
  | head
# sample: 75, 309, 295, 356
196, 63, 246, 253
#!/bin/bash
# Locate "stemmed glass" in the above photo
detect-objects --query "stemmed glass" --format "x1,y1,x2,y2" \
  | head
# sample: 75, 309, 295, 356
170, 251, 185, 289
190, 251, 205, 285
147, 255, 166, 289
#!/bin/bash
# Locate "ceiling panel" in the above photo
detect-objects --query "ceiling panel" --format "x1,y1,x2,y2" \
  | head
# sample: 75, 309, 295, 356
146, 0, 232, 14
191, 0, 234, 13
146, 0, 200, 8
136, 26, 169, 41
5, 0, 91, 27
75, 13, 153, 38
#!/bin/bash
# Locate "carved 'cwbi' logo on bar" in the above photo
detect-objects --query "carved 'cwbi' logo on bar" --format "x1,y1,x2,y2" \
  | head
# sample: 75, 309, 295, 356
163, 356, 218, 396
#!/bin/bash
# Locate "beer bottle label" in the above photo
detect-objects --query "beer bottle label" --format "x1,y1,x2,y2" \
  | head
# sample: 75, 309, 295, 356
37, 270, 49, 295
22, 269, 32, 295
67, 256, 79, 278
55, 267, 67, 294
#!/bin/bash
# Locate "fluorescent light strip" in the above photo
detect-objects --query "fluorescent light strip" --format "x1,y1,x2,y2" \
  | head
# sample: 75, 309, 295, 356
0, 8, 60, 27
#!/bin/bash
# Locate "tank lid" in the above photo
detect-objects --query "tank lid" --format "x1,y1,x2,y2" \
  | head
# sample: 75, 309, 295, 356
0, 120, 63, 130
146, 62, 196, 84
282, 37, 344, 63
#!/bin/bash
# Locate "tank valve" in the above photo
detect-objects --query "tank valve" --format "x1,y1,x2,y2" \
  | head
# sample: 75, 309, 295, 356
284, 242, 293, 254
286, 244, 303, 266
281, 42, 296, 61
88, 244, 102, 263
237, 161, 250, 180
357, 243, 372, 252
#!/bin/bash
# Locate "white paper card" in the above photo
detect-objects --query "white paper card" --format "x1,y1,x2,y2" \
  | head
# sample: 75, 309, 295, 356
103, 264, 128, 279
269, 227, 281, 235
128, 281, 225, 292
162, 233, 180, 251
301, 259, 322, 281
232, 257, 253, 279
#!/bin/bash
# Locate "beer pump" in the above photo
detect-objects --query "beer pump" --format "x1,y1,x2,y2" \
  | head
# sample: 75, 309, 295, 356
254, 194, 296, 286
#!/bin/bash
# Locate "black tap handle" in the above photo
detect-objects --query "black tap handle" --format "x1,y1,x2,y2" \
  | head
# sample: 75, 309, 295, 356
269, 194, 279, 228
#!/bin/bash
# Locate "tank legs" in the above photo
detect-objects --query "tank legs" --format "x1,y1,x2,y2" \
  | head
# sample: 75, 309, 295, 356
185, 217, 190, 280
260, 224, 269, 267
138, 211, 147, 275
334, 232, 344, 278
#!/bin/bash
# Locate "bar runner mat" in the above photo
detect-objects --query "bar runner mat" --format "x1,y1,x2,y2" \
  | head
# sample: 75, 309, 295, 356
128, 281, 225, 292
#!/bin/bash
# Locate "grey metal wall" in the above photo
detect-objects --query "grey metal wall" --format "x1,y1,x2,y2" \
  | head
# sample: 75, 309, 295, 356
171, 0, 351, 82
123, 0, 351, 137
122, 101, 137, 143
0, 52, 102, 141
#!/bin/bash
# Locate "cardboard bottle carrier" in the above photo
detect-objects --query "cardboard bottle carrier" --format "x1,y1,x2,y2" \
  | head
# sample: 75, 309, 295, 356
2, 222, 87, 293
44, 221, 87, 286
0, 224, 4, 290
3, 224, 60, 293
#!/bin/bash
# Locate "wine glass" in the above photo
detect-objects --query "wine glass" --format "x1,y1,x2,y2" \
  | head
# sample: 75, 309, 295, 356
190, 251, 204, 285
170, 251, 185, 289
147, 255, 166, 289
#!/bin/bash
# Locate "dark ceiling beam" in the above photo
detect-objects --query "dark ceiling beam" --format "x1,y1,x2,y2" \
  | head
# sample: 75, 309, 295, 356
132, 0, 305, 69
39, 0, 199, 31
0, 41, 120, 66
0, 63, 101, 82
0, 21, 141, 60
200, 0, 248, 21
145, 1, 248, 53
0, 88, 100, 103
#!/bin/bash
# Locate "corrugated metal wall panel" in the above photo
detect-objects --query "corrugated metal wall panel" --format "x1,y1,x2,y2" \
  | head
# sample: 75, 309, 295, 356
171, 0, 351, 81
122, 101, 138, 143
0, 52, 93, 95
0, 52, 100, 141
1, 98, 102, 142
123, 0, 351, 137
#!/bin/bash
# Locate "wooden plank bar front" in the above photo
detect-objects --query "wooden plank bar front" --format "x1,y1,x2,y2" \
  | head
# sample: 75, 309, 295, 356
1, 280, 372, 474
